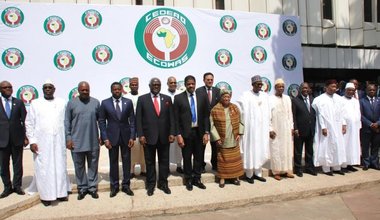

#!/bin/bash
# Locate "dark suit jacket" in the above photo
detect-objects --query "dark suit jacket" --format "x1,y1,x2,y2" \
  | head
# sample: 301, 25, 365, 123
136, 93, 175, 145
291, 95, 316, 138
174, 91, 209, 138
99, 97, 135, 146
195, 86, 221, 113
360, 96, 380, 134
0, 97, 27, 148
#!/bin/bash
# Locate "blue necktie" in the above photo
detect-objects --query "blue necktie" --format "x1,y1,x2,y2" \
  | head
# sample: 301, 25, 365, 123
4, 98, 11, 119
190, 94, 196, 123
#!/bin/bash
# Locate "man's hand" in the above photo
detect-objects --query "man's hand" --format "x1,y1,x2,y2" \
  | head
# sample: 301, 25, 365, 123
177, 135, 185, 148
104, 140, 112, 149
269, 131, 276, 139
322, 128, 328, 136
294, 129, 299, 137
66, 140, 74, 150
168, 135, 175, 143
139, 136, 147, 146
30, 143, 38, 154
216, 139, 223, 146
342, 125, 347, 135
202, 134, 209, 145
128, 139, 134, 148
23, 138, 29, 147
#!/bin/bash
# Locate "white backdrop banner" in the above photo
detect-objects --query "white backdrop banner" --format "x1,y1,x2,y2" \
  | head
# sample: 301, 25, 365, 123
0, 2, 303, 104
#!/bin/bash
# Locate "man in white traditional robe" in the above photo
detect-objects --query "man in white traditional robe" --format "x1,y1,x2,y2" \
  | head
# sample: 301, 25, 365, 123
269, 79, 294, 181
25, 80, 70, 206
237, 75, 270, 183
312, 79, 347, 176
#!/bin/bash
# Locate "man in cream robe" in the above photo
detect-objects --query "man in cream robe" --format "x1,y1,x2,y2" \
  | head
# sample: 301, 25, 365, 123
25, 80, 70, 206
269, 79, 294, 180
341, 82, 361, 172
237, 75, 270, 183
312, 79, 347, 175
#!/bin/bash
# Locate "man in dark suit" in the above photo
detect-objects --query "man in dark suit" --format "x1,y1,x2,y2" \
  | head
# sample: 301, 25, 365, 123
350, 79, 365, 99
0, 81, 28, 198
195, 72, 220, 172
99, 82, 135, 198
136, 78, 175, 196
360, 83, 380, 170
174, 75, 209, 191
292, 82, 317, 177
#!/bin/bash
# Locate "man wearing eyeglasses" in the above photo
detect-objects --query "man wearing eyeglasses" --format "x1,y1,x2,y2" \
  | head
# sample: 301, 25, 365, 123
0, 81, 28, 198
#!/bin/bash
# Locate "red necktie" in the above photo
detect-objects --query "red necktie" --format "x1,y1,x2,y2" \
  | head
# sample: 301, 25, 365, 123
154, 96, 160, 116
207, 89, 212, 103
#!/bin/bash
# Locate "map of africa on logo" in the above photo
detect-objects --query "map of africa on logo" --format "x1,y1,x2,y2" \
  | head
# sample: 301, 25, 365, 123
44, 16, 65, 36
16, 85, 38, 106
135, 8, 197, 68
1, 7, 24, 28
2, 48, 24, 69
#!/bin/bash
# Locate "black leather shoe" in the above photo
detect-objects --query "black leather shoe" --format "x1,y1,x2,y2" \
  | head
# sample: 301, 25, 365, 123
57, 197, 68, 202
122, 187, 134, 196
176, 167, 184, 174
347, 165, 358, 172
185, 181, 193, 191
0, 189, 13, 198
295, 171, 303, 177
253, 175, 266, 182
14, 188, 25, 195
245, 176, 254, 184
333, 170, 345, 175
110, 188, 119, 198
147, 188, 154, 196
369, 165, 380, 170
305, 169, 317, 176
219, 182, 225, 188
232, 179, 240, 186
158, 185, 171, 194
89, 191, 99, 199
41, 200, 51, 206
363, 166, 369, 171
324, 171, 334, 176
77, 191, 86, 200
192, 180, 206, 189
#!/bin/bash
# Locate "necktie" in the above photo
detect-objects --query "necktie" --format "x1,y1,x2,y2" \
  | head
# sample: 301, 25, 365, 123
304, 97, 310, 112
190, 94, 196, 123
115, 99, 122, 120
4, 98, 11, 119
207, 88, 212, 104
153, 95, 160, 116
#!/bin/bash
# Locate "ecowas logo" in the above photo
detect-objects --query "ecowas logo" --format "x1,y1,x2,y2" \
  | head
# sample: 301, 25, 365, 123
93, 45, 113, 65
220, 15, 237, 33
16, 85, 38, 106
283, 19, 297, 36
1, 7, 24, 28
44, 16, 65, 36
287, 84, 300, 98
282, 54, 297, 71
134, 8, 196, 69
215, 49, 232, 67
68, 87, 79, 100
255, 23, 271, 40
82, 9, 102, 29
119, 77, 131, 95
261, 77, 272, 92
2, 48, 24, 69
251, 46, 267, 64
215, 81, 232, 93
54, 50, 75, 71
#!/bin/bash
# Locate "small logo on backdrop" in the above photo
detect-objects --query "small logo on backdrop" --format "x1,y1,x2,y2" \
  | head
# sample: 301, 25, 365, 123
44, 16, 65, 36
288, 84, 300, 98
82, 9, 102, 29
68, 87, 79, 100
261, 77, 272, 93
251, 46, 267, 64
255, 23, 271, 40
282, 54, 297, 71
16, 85, 38, 105
92, 45, 113, 65
119, 77, 131, 95
215, 49, 232, 67
283, 19, 297, 36
134, 8, 197, 69
2, 48, 24, 69
215, 81, 232, 93
54, 50, 75, 71
1, 7, 24, 28
220, 15, 237, 33
176, 80, 186, 93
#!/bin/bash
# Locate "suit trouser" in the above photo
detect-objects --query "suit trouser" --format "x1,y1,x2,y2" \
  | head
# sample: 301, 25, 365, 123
71, 149, 99, 193
361, 131, 380, 167
294, 135, 315, 172
144, 141, 170, 189
0, 144, 23, 190
109, 142, 131, 190
182, 128, 202, 182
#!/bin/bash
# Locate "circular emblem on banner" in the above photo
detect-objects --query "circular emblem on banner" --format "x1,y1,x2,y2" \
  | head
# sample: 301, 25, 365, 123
54, 50, 75, 71
176, 80, 186, 93
92, 45, 113, 65
119, 77, 131, 95
251, 46, 267, 64
2, 48, 24, 69
283, 19, 297, 36
220, 15, 237, 33
44, 16, 65, 36
215, 81, 232, 92
1, 7, 24, 28
134, 8, 197, 69
82, 9, 102, 29
261, 77, 272, 92
215, 49, 232, 67
282, 54, 297, 71
288, 84, 300, 98
255, 23, 271, 40
16, 85, 38, 106
68, 87, 79, 100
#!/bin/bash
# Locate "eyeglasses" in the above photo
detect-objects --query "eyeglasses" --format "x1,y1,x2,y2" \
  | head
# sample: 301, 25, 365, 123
43, 86, 54, 89
1, 86, 12, 89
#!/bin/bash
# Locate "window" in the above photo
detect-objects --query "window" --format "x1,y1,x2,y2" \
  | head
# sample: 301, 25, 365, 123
377, 0, 380, 22
215, 0, 225, 10
136, 0, 142, 5
322, 0, 333, 20
364, 0, 372, 22
157, 0, 164, 6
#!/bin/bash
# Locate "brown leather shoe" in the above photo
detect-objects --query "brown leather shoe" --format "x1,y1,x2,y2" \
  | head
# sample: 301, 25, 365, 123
286, 173, 295, 178
274, 174, 281, 181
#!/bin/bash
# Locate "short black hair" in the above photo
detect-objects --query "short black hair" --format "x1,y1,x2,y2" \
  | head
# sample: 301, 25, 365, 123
203, 72, 214, 80
110, 82, 122, 90
184, 75, 196, 84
